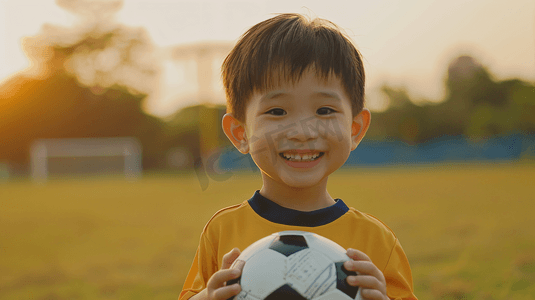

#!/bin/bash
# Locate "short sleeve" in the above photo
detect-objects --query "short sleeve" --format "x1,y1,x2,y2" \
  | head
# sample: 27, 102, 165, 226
383, 238, 418, 300
179, 232, 218, 300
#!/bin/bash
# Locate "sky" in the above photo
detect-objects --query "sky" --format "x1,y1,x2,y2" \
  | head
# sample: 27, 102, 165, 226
1, 0, 534, 116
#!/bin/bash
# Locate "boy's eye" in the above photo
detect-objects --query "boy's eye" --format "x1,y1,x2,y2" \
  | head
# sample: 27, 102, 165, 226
266, 108, 286, 116
317, 107, 336, 115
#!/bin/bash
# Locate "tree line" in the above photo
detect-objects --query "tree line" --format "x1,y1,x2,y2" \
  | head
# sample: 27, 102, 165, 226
0, 0, 533, 174
366, 55, 535, 144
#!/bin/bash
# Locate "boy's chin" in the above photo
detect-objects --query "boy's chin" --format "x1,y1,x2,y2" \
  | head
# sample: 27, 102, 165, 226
274, 172, 329, 189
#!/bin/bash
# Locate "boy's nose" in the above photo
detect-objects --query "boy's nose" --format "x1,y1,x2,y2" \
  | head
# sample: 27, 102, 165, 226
285, 121, 319, 141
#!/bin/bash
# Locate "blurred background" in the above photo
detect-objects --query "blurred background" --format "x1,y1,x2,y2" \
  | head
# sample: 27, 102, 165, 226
0, 0, 534, 299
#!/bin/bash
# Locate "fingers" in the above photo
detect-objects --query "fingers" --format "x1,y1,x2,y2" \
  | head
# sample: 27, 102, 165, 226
221, 248, 241, 269
205, 248, 244, 300
208, 268, 241, 289
345, 248, 387, 299
207, 268, 242, 300
346, 248, 371, 262
209, 283, 241, 300
345, 248, 384, 281
344, 259, 386, 287
359, 288, 387, 300
345, 271, 387, 300
344, 260, 383, 280
346, 273, 383, 289
212, 283, 241, 300
231, 259, 246, 273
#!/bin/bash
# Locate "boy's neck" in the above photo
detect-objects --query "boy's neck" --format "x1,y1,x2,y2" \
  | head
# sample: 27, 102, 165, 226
259, 175, 335, 212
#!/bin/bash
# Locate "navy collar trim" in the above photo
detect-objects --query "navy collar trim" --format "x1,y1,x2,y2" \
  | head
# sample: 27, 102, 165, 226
247, 190, 349, 227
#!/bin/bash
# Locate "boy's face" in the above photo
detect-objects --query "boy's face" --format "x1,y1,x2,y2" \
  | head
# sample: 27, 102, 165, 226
224, 68, 370, 190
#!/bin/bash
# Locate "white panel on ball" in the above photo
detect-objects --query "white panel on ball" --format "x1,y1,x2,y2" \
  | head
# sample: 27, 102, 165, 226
234, 235, 275, 263
278, 230, 310, 236
240, 248, 287, 299
286, 249, 336, 298
304, 233, 349, 263
235, 291, 261, 300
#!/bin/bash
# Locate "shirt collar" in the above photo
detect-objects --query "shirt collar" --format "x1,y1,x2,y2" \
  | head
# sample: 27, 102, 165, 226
247, 190, 349, 227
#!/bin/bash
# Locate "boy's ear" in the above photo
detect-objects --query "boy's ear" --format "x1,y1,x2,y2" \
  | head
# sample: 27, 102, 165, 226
351, 108, 371, 151
222, 113, 249, 154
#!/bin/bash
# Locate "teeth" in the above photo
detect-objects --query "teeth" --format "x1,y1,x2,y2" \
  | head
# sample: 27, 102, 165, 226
281, 152, 323, 161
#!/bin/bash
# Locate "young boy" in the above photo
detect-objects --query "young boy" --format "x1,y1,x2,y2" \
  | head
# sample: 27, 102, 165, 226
179, 13, 417, 300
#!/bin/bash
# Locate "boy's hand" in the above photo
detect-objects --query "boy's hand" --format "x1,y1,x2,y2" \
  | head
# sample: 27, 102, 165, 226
344, 248, 388, 300
193, 248, 243, 300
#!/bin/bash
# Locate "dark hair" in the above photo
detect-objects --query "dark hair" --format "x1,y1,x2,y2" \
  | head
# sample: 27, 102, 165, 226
222, 13, 365, 122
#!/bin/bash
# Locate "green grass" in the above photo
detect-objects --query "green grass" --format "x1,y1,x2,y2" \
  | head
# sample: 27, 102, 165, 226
1, 163, 534, 299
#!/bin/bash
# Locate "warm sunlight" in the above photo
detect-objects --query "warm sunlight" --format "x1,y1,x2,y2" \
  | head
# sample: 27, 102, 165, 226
1, 0, 534, 116
1, 2, 535, 300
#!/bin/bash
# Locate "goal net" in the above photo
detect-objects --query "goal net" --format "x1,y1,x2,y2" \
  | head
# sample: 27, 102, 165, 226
30, 137, 142, 181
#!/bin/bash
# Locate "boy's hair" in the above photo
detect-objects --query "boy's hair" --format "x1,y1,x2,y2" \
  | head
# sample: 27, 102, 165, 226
222, 13, 365, 123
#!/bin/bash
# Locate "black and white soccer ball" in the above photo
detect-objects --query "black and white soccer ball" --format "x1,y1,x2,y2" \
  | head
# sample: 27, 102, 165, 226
227, 231, 362, 300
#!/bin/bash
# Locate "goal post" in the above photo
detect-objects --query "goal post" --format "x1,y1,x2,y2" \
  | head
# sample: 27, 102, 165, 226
30, 137, 142, 181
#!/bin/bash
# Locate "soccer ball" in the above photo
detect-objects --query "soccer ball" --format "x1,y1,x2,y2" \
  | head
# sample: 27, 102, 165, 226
227, 231, 362, 300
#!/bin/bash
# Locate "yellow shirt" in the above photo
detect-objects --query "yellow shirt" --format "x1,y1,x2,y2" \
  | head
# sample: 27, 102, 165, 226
179, 191, 417, 300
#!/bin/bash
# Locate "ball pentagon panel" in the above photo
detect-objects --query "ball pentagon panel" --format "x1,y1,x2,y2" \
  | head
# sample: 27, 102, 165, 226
268, 234, 309, 257
264, 284, 307, 300
334, 262, 360, 299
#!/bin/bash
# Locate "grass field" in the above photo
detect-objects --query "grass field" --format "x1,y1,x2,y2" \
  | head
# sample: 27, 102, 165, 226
1, 163, 534, 300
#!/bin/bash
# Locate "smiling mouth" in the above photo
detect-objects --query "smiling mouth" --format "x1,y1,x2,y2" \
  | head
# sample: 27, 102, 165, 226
279, 152, 325, 162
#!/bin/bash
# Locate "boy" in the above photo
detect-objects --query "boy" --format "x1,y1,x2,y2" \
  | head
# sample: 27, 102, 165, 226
180, 13, 417, 300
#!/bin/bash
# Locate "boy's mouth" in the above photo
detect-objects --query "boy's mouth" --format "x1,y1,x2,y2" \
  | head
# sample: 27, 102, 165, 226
279, 151, 325, 162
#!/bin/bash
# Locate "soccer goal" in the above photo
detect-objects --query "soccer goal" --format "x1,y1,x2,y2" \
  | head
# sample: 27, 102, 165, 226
30, 137, 142, 181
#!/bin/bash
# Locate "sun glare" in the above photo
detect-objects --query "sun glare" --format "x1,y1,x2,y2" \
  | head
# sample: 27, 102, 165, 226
1, 0, 534, 115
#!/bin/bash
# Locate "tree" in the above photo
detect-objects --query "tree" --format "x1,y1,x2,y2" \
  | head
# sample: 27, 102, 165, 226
0, 0, 166, 171
367, 55, 535, 143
